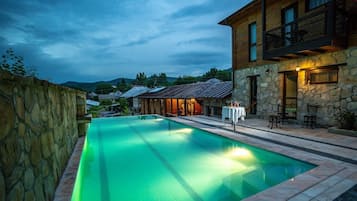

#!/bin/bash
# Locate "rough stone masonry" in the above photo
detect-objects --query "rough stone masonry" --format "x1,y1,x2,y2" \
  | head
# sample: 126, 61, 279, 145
0, 70, 85, 201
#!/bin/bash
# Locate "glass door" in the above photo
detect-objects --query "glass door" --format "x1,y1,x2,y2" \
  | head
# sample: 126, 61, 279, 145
283, 71, 298, 119
249, 76, 257, 114
282, 4, 297, 46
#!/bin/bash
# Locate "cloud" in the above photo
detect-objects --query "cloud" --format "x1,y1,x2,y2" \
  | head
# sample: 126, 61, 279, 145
170, 51, 229, 66
0, 12, 16, 27
121, 32, 167, 47
0, 0, 46, 16
0, 0, 251, 83
170, 4, 214, 19
16, 25, 81, 45
176, 36, 226, 48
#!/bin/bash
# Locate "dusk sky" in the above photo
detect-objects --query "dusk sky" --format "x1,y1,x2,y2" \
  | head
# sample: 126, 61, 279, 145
0, 0, 250, 83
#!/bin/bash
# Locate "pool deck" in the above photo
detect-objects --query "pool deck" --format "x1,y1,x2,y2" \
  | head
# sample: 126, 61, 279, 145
54, 115, 357, 201
174, 116, 357, 201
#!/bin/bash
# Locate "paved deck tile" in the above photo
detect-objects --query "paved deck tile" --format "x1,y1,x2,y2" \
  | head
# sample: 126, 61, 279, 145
54, 116, 357, 201
174, 116, 357, 201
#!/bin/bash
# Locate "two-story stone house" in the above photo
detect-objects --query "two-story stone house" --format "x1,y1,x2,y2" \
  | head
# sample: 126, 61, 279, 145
219, 0, 357, 126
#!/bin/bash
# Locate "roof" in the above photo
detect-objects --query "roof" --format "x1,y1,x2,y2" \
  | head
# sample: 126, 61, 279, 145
205, 78, 221, 84
120, 86, 150, 98
98, 94, 115, 100
197, 81, 232, 98
149, 87, 166, 93
86, 99, 100, 106
218, 0, 259, 26
139, 81, 232, 99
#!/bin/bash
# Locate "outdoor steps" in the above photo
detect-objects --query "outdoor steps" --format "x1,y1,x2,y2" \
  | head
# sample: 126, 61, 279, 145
222, 168, 256, 199
222, 166, 294, 199
288, 168, 357, 201
173, 117, 357, 200
214, 185, 242, 201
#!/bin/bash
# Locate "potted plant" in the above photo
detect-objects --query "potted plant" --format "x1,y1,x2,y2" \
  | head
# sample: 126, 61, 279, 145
329, 109, 357, 136
336, 110, 356, 131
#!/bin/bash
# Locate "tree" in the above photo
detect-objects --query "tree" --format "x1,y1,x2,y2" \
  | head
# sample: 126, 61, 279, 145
1, 48, 27, 76
216, 70, 231, 81
144, 73, 169, 87
201, 68, 231, 81
95, 83, 114, 94
174, 76, 198, 85
12, 56, 26, 76
146, 74, 158, 88
157, 73, 168, 86
201, 68, 218, 81
133, 72, 147, 85
117, 79, 131, 92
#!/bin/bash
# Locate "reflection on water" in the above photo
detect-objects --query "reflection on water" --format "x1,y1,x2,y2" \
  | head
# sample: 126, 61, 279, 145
72, 115, 315, 201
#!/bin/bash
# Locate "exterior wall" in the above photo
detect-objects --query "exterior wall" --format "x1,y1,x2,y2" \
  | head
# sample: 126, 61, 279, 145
231, 0, 303, 70
152, 99, 162, 115
231, 0, 357, 70
233, 64, 280, 117
265, 0, 309, 30
232, 7, 267, 70
0, 70, 86, 201
133, 97, 140, 112
233, 47, 357, 126
140, 98, 205, 116
202, 98, 231, 116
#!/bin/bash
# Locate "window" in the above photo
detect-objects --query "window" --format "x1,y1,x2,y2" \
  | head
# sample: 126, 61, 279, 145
249, 22, 257, 61
306, 0, 330, 11
306, 67, 338, 84
282, 4, 297, 46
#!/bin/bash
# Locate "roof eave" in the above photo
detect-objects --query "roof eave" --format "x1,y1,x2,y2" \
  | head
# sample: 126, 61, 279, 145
218, 0, 259, 26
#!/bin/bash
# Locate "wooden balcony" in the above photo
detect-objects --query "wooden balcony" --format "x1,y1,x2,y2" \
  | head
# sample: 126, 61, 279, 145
263, 2, 347, 61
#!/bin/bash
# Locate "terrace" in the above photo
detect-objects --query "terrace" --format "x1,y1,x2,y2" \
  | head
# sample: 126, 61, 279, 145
263, 1, 347, 60
55, 115, 357, 201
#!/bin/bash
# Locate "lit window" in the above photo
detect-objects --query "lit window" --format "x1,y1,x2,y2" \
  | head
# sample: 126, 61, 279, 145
306, 0, 330, 11
306, 67, 338, 84
249, 22, 257, 61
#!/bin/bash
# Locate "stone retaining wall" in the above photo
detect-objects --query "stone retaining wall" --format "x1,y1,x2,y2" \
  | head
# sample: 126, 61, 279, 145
0, 70, 86, 201
233, 47, 357, 126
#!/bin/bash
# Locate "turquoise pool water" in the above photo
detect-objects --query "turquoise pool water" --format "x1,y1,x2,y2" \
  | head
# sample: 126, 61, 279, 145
71, 115, 315, 201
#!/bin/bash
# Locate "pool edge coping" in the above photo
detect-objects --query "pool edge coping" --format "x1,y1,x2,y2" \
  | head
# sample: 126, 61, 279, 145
54, 116, 357, 201
54, 137, 85, 201
170, 117, 357, 201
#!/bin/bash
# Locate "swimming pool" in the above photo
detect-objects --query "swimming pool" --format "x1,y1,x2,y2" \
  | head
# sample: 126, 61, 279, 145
71, 115, 315, 201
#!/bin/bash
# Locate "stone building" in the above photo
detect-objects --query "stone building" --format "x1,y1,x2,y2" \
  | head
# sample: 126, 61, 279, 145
219, 0, 357, 126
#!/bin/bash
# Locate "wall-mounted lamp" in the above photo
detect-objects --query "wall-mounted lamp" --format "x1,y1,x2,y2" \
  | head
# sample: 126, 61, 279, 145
295, 66, 300, 72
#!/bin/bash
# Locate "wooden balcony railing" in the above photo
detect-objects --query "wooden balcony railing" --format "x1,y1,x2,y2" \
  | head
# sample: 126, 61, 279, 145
264, 1, 346, 59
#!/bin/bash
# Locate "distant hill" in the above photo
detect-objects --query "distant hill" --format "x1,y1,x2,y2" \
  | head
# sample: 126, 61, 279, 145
61, 77, 178, 92
61, 78, 134, 92
61, 68, 231, 92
